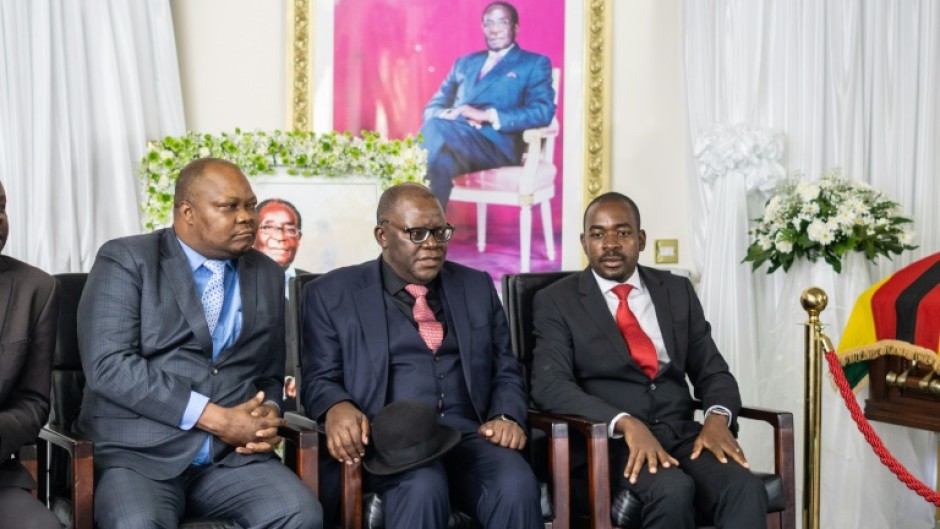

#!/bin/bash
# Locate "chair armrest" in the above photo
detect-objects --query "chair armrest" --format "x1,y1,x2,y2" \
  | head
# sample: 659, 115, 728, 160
738, 405, 792, 429
39, 424, 94, 459
522, 120, 560, 143
528, 411, 570, 529
280, 412, 320, 496
38, 424, 94, 529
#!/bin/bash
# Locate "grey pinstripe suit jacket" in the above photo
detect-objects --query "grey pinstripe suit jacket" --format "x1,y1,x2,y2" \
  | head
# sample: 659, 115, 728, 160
75, 228, 286, 480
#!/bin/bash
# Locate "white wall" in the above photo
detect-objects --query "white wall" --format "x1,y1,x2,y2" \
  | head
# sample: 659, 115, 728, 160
170, 0, 286, 133
171, 0, 696, 271
610, 0, 694, 275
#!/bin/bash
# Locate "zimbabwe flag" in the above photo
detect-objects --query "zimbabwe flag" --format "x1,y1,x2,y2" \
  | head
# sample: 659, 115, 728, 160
838, 252, 940, 388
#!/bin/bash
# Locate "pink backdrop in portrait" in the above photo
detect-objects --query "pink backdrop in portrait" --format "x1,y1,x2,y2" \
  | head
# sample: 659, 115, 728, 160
334, 0, 565, 282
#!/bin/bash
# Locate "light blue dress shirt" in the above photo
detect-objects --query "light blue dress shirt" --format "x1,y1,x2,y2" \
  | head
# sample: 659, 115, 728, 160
177, 239, 243, 465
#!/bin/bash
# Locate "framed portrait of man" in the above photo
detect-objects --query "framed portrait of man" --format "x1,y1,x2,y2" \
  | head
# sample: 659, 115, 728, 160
288, 0, 611, 283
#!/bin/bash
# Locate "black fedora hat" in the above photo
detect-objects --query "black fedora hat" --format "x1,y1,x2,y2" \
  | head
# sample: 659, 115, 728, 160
363, 400, 461, 476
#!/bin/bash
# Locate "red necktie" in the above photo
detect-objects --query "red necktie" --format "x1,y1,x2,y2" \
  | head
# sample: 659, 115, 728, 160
612, 284, 659, 379
404, 284, 444, 353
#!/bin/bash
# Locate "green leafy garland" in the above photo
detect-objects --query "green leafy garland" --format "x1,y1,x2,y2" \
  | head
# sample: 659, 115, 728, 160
140, 129, 427, 228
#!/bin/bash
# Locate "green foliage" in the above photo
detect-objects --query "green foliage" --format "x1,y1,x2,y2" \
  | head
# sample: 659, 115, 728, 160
139, 130, 428, 229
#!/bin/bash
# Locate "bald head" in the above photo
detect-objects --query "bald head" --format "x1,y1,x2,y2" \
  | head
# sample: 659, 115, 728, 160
173, 158, 259, 260
174, 158, 243, 211
376, 182, 441, 224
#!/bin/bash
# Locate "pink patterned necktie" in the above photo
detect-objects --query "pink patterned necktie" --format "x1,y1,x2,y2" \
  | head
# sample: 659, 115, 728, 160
404, 284, 444, 353
611, 284, 659, 379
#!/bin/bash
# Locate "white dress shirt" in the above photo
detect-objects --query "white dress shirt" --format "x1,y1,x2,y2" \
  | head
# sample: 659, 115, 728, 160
590, 269, 731, 438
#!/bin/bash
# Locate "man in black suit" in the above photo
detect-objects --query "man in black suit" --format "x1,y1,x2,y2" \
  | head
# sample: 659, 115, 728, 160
301, 182, 542, 529
530, 192, 767, 529
76, 159, 322, 528
0, 180, 63, 528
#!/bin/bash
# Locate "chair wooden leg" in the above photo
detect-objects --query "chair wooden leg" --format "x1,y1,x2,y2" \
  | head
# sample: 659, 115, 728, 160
540, 200, 555, 261
341, 462, 363, 529
72, 445, 95, 529
586, 432, 613, 529
520, 205, 533, 273
477, 202, 487, 252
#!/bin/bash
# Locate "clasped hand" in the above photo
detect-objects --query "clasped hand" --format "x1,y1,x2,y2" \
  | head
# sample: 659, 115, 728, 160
439, 105, 491, 128
196, 391, 285, 455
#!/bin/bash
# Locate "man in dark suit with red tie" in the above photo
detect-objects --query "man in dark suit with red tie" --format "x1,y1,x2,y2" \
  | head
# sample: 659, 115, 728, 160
530, 192, 767, 529
419, 1, 555, 209
301, 182, 542, 529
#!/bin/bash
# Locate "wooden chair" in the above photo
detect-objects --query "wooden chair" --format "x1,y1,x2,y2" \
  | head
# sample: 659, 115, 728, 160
501, 272, 796, 529
292, 272, 570, 529
36, 273, 320, 529
449, 68, 561, 273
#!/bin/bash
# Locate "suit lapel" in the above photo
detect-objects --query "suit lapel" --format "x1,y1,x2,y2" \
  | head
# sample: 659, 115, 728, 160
463, 52, 488, 98
468, 46, 521, 100
233, 253, 256, 352
438, 266, 474, 398
640, 266, 677, 362
0, 257, 11, 339
353, 259, 390, 376
160, 230, 214, 357
577, 269, 635, 367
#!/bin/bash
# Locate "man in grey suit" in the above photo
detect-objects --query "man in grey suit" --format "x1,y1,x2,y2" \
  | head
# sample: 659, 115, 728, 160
0, 179, 64, 529
531, 192, 767, 529
76, 159, 322, 528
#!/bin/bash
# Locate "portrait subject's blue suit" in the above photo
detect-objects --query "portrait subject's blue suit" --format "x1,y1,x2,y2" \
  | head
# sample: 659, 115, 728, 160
420, 45, 555, 208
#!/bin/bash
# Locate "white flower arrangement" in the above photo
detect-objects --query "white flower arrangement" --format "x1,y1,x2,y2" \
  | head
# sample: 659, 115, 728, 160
745, 169, 916, 273
140, 129, 428, 229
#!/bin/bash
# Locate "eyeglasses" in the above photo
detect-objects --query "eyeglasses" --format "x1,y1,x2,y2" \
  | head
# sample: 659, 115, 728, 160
381, 220, 454, 244
259, 225, 302, 239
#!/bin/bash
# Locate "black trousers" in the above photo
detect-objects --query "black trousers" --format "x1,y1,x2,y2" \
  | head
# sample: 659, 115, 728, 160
606, 422, 768, 529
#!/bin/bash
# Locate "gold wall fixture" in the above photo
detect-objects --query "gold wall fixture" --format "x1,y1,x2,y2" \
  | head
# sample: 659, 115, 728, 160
801, 287, 828, 529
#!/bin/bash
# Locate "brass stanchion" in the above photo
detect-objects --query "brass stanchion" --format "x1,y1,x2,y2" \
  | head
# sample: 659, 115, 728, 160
801, 287, 827, 529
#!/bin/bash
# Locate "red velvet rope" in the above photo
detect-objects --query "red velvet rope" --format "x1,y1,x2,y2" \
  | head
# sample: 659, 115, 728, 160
824, 349, 940, 506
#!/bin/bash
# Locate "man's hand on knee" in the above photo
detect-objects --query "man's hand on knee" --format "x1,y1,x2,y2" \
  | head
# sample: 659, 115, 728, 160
691, 413, 749, 468
479, 417, 526, 450
616, 415, 679, 485
325, 401, 370, 464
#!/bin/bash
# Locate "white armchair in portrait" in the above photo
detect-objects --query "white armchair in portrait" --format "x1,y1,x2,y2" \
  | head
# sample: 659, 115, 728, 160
449, 68, 561, 273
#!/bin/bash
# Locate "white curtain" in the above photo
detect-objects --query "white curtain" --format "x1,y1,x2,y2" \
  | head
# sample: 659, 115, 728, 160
0, 0, 184, 273
685, 2, 940, 528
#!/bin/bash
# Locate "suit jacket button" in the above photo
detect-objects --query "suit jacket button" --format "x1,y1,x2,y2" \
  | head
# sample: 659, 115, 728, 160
211, 367, 219, 375
649, 383, 656, 391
